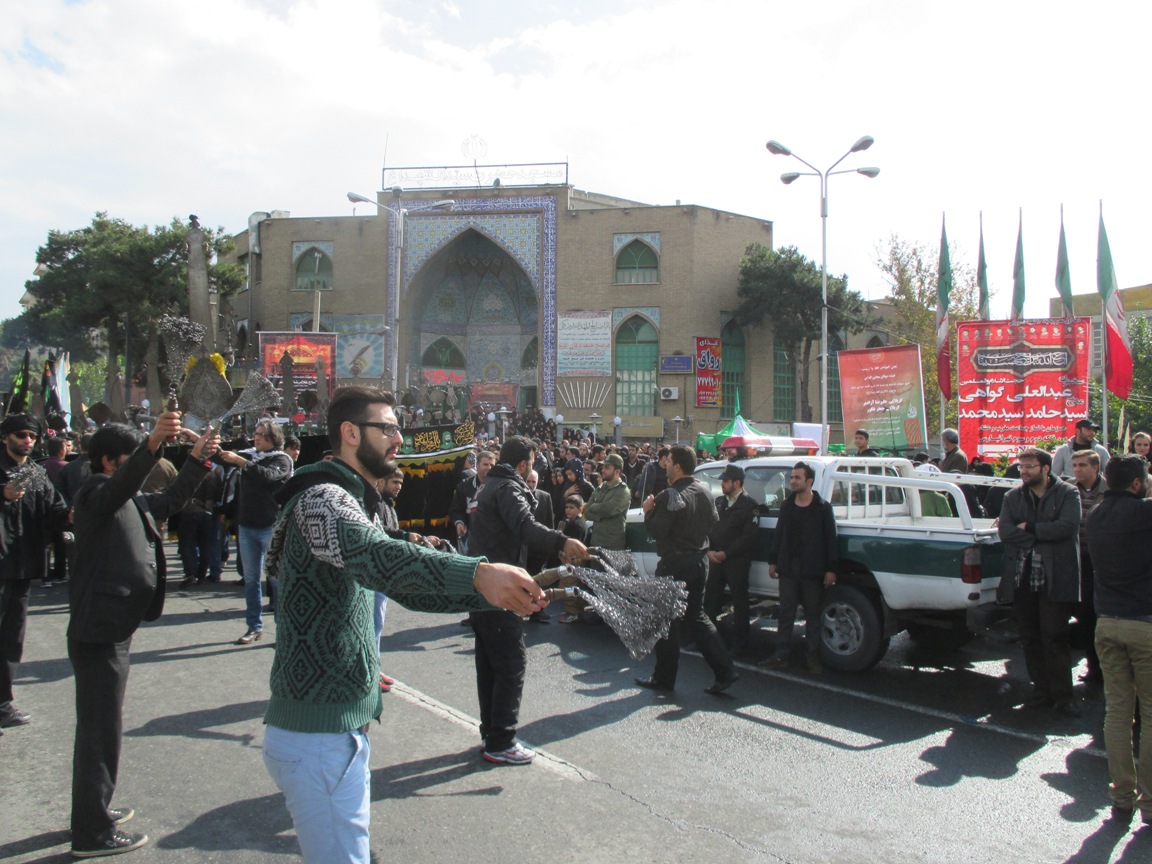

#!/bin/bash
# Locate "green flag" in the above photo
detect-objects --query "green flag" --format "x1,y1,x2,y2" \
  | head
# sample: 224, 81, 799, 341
733, 386, 741, 417
1055, 205, 1074, 317
977, 212, 989, 320
6, 349, 30, 415
936, 215, 953, 399
1011, 209, 1025, 320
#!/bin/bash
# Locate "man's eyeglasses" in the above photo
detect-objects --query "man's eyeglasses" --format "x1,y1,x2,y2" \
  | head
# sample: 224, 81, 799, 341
357, 422, 402, 437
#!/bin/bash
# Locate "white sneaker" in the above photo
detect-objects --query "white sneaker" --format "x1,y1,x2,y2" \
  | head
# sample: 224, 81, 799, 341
482, 742, 536, 765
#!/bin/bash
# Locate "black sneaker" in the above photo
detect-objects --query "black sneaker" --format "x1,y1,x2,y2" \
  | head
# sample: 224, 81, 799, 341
71, 830, 148, 858
109, 807, 134, 825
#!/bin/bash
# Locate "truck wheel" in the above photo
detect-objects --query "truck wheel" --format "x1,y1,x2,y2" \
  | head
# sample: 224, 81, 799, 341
904, 622, 974, 652
819, 585, 888, 672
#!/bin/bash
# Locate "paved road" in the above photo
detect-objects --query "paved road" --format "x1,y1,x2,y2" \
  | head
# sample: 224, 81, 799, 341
2, 545, 1149, 863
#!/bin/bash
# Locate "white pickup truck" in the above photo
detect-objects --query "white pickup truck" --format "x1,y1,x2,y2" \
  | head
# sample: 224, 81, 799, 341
624, 456, 1018, 672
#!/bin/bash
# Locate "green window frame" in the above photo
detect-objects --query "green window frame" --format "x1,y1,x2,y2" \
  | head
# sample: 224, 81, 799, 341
721, 319, 746, 419
774, 342, 794, 422
615, 240, 659, 285
615, 316, 658, 416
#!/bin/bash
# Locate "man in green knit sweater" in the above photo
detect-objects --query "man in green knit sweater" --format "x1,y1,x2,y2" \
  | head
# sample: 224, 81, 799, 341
262, 386, 545, 863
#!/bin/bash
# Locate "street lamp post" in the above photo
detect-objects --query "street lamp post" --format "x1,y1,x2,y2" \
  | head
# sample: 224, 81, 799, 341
671, 415, 684, 444
589, 412, 601, 444
347, 192, 454, 393
765, 137, 879, 454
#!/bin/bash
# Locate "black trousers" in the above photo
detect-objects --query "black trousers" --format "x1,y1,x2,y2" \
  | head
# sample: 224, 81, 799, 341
776, 576, 825, 659
1074, 552, 1099, 673
69, 636, 131, 848
1014, 581, 1074, 702
652, 553, 733, 686
703, 556, 753, 651
0, 578, 32, 707
469, 610, 526, 752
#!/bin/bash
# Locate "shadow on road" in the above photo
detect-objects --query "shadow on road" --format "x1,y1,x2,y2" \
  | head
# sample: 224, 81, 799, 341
124, 699, 268, 745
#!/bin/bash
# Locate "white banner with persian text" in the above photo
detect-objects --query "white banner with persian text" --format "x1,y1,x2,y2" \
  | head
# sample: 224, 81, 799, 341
557, 310, 612, 377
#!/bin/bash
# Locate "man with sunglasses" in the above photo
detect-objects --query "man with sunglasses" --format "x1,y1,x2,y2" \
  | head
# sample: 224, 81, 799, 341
262, 387, 546, 863
0, 414, 69, 732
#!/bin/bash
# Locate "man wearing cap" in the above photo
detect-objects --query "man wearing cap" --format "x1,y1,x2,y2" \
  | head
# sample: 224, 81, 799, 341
0, 414, 69, 732
939, 429, 969, 475
1053, 419, 1111, 479
703, 464, 760, 655
582, 453, 630, 552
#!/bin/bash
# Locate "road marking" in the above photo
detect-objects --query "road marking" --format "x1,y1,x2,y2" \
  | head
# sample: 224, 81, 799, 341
686, 651, 1107, 759
391, 682, 597, 781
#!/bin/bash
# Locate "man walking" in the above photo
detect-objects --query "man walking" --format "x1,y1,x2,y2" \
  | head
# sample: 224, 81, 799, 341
703, 464, 760, 655
636, 445, 737, 694
0, 414, 69, 732
468, 435, 588, 764
262, 387, 545, 862
997, 447, 1082, 716
759, 462, 838, 674
1086, 455, 1152, 824
69, 415, 218, 858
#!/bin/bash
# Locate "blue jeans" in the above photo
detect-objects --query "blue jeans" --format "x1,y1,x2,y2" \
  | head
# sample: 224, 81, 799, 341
373, 594, 388, 648
238, 526, 273, 632
263, 725, 371, 863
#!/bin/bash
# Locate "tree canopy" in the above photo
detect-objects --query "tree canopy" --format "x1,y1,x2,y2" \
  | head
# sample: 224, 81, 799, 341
9, 213, 244, 398
735, 243, 873, 422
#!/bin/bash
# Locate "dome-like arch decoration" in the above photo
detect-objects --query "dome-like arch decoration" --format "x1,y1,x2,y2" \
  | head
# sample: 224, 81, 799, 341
421, 337, 466, 370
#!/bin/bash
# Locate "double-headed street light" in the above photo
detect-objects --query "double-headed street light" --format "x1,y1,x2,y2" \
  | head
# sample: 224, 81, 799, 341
347, 192, 454, 392
765, 136, 879, 454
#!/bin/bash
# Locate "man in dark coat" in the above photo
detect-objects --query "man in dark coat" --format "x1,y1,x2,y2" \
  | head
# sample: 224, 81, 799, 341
703, 463, 760, 655
449, 449, 495, 554
468, 436, 587, 764
67, 414, 218, 858
0, 414, 69, 731
636, 445, 737, 694
997, 446, 1082, 716
759, 461, 839, 674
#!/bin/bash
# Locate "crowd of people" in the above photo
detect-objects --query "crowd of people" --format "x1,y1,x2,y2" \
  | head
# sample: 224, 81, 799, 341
5, 401, 1152, 857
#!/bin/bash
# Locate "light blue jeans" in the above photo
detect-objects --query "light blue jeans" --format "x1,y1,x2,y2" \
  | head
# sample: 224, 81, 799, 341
238, 526, 274, 632
263, 725, 372, 863
373, 593, 388, 648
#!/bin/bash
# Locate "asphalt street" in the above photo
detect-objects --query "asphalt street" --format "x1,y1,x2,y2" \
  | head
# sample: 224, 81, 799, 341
1, 544, 1149, 864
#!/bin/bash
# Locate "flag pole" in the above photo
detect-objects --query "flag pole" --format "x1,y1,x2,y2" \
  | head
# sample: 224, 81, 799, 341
1100, 199, 1109, 451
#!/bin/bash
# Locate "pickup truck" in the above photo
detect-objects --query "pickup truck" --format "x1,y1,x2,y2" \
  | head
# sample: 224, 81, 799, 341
624, 456, 1018, 672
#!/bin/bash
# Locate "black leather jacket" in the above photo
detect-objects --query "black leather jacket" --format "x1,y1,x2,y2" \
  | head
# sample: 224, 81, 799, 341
645, 476, 717, 558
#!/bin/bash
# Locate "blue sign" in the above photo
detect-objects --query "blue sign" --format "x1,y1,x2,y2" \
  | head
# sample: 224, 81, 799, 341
659, 355, 693, 374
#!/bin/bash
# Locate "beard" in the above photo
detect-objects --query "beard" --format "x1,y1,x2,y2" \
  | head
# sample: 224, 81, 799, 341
356, 436, 396, 481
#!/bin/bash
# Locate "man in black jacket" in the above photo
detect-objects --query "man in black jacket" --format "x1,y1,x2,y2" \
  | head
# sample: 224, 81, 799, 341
468, 436, 587, 764
636, 445, 737, 694
1086, 455, 1152, 824
449, 449, 495, 554
68, 414, 218, 858
759, 461, 839, 674
703, 463, 760, 655
0, 414, 69, 731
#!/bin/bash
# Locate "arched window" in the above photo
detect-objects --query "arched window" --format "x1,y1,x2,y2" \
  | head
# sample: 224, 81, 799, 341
421, 338, 466, 370
867, 335, 885, 349
521, 337, 539, 370
774, 342, 795, 421
615, 316, 658, 416
828, 334, 844, 424
721, 320, 746, 419
615, 240, 659, 284
295, 248, 333, 292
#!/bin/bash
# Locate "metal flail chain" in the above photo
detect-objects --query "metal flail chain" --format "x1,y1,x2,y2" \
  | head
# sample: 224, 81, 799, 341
538, 550, 687, 660
158, 315, 207, 398
6, 461, 53, 495
214, 370, 281, 424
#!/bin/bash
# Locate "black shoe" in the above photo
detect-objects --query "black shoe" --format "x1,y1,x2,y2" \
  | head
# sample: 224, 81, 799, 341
71, 830, 149, 858
634, 676, 674, 692
705, 671, 740, 695
0, 706, 30, 728
179, 578, 196, 588
109, 807, 134, 825
1054, 699, 1082, 718
1024, 693, 1051, 709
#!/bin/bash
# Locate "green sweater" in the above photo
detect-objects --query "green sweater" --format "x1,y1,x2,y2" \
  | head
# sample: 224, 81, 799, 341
263, 460, 490, 733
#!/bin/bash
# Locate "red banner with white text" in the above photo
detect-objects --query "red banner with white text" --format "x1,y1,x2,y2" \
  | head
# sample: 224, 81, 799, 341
956, 318, 1091, 456
695, 336, 722, 408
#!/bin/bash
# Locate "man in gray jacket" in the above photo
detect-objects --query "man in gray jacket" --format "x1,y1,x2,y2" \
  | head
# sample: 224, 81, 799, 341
1052, 418, 1110, 479
998, 446, 1082, 716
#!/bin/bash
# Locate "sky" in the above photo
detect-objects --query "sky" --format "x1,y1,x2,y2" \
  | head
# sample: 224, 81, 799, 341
3, 0, 1150, 330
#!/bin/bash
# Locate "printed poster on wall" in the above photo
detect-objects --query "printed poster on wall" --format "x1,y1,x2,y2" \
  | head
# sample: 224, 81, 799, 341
695, 336, 722, 408
258, 332, 338, 400
957, 318, 1091, 456
557, 311, 612, 377
837, 344, 928, 453
289, 314, 387, 379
